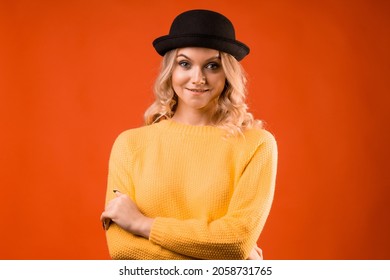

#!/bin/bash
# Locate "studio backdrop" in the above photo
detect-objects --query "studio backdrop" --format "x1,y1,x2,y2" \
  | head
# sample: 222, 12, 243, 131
0, 0, 389, 259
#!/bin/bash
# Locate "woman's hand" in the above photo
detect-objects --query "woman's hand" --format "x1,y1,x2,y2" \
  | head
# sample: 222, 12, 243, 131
247, 245, 263, 260
100, 190, 154, 239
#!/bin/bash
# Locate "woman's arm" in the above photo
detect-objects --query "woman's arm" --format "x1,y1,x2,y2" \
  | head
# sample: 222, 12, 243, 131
101, 190, 153, 238
149, 131, 277, 259
102, 131, 195, 259
101, 190, 264, 259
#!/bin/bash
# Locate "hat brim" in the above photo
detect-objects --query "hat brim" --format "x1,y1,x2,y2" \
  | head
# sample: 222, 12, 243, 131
153, 34, 250, 61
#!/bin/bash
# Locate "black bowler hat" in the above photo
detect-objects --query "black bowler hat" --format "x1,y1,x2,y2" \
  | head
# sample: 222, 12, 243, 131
153, 9, 250, 61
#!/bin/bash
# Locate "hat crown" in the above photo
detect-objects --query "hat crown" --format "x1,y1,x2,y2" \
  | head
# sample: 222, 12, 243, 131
169, 10, 236, 40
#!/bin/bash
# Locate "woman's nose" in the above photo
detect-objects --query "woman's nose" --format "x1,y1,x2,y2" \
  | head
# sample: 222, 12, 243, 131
192, 68, 206, 85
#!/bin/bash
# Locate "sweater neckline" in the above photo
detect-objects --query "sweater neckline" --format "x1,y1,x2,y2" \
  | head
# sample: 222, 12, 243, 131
157, 119, 225, 136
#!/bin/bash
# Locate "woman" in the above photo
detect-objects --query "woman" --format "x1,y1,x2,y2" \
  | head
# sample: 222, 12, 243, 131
100, 9, 277, 260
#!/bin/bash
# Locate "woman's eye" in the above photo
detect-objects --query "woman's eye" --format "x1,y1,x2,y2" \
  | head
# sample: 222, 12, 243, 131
178, 61, 190, 68
206, 62, 220, 70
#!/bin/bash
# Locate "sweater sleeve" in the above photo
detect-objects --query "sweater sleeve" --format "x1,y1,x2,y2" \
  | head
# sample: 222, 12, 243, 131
149, 130, 278, 259
104, 131, 194, 259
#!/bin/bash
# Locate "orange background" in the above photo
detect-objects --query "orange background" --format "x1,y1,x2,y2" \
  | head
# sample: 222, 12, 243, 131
1, 0, 389, 259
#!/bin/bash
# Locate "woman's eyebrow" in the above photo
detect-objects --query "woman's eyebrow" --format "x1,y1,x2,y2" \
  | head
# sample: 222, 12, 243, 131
176, 53, 221, 61
176, 54, 191, 60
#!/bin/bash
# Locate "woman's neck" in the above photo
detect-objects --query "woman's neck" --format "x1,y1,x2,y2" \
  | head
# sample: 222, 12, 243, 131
171, 108, 214, 126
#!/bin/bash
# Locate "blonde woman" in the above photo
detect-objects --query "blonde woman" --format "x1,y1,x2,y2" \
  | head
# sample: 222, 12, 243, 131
101, 9, 277, 260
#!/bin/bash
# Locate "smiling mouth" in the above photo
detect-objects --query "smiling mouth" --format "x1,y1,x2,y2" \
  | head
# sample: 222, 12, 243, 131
187, 88, 209, 93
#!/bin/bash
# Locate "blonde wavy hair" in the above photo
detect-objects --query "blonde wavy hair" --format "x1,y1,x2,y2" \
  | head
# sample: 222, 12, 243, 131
144, 49, 262, 136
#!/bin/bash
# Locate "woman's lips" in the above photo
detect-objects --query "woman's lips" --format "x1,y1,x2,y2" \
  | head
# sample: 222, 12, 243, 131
186, 88, 209, 94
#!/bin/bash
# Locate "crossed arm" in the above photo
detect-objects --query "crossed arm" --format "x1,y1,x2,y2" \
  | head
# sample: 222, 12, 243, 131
100, 190, 263, 260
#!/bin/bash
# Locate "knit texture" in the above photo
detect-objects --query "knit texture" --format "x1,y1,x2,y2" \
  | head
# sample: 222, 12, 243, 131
104, 119, 278, 259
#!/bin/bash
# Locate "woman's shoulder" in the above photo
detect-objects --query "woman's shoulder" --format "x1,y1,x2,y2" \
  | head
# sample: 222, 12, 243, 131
242, 126, 277, 147
112, 122, 162, 150
239, 127, 278, 163
118, 122, 159, 137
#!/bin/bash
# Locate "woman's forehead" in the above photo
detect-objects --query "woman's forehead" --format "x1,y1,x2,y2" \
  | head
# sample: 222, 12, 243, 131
176, 47, 220, 59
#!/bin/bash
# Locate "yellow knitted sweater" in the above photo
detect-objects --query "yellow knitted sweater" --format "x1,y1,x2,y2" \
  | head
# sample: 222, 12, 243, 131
104, 119, 277, 259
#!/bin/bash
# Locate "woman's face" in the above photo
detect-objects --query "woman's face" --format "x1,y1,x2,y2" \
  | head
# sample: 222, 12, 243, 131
171, 47, 226, 115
